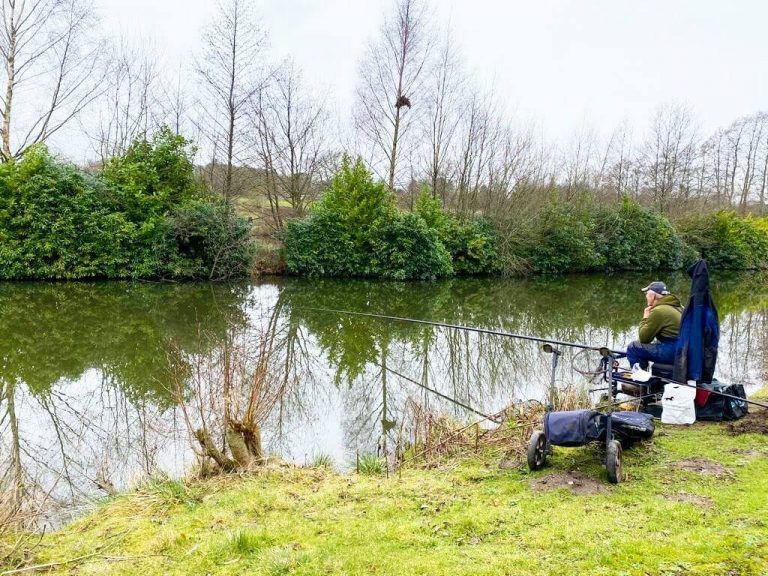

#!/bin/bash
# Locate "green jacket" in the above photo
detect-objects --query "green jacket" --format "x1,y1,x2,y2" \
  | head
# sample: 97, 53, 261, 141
638, 294, 684, 344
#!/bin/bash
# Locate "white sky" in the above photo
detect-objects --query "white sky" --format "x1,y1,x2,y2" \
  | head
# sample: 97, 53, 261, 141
96, 0, 768, 146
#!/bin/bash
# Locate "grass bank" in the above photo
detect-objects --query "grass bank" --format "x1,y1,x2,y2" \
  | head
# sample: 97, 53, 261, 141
6, 413, 768, 576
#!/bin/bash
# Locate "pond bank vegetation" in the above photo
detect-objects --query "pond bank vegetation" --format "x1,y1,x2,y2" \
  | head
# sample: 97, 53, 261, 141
2, 399, 766, 576
282, 156, 768, 280
0, 131, 252, 281
3, 139, 767, 282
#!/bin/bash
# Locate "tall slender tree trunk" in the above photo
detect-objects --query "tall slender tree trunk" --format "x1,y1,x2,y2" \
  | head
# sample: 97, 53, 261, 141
2, 4, 17, 161
224, 4, 239, 205
4, 379, 24, 517
226, 105, 235, 205
759, 149, 768, 209
387, 1, 411, 192
389, 101, 403, 191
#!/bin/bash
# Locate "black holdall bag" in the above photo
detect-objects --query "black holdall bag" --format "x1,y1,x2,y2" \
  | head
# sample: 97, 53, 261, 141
695, 380, 748, 422
722, 384, 748, 421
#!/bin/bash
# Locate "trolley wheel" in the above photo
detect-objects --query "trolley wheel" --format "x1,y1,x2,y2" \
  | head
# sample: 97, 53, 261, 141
527, 430, 547, 471
606, 439, 622, 484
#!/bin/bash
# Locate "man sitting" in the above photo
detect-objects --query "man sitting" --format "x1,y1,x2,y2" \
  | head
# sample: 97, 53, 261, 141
626, 281, 684, 369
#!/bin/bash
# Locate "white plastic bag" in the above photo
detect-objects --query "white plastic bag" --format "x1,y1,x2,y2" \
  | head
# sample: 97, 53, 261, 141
661, 381, 697, 425
631, 363, 652, 382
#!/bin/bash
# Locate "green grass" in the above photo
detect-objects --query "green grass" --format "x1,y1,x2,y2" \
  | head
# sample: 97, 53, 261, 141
309, 454, 334, 470
224, 529, 275, 558
357, 453, 385, 475
136, 476, 202, 508
9, 419, 768, 575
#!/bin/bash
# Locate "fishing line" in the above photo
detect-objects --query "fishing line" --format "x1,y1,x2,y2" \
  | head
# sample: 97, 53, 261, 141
373, 361, 503, 423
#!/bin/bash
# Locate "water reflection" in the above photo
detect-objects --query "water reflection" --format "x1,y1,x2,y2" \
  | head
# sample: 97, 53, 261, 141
1, 273, 766, 526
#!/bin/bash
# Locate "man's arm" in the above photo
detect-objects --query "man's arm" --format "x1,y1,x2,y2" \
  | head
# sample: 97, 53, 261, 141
638, 309, 662, 343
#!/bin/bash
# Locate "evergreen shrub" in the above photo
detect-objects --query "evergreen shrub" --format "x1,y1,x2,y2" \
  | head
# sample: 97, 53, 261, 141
678, 210, 768, 270
0, 129, 254, 280
284, 157, 462, 279
525, 203, 603, 274
594, 197, 683, 271
414, 189, 501, 275
373, 212, 453, 280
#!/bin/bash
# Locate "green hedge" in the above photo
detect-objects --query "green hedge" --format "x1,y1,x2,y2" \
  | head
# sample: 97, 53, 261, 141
525, 203, 604, 274
0, 129, 254, 280
677, 210, 768, 270
503, 197, 687, 275
284, 167, 768, 278
594, 198, 684, 271
283, 161, 500, 279
5, 139, 764, 282
0, 147, 138, 279
283, 211, 361, 277
373, 212, 453, 280
415, 191, 501, 276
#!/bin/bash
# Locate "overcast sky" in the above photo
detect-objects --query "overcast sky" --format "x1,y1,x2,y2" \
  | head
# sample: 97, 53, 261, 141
97, 0, 767, 146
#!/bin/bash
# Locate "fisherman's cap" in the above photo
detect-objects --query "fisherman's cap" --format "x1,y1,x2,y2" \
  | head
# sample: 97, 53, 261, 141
641, 281, 669, 295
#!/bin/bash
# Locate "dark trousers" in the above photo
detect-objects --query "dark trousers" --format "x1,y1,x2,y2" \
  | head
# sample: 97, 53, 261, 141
626, 339, 677, 369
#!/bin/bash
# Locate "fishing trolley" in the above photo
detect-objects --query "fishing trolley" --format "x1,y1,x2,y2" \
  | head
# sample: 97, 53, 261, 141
527, 345, 655, 483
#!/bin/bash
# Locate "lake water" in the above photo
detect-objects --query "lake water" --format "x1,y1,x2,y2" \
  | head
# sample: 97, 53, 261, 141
1, 272, 766, 526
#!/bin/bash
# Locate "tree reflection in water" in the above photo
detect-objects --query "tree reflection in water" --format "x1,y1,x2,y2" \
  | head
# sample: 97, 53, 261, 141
0, 272, 766, 525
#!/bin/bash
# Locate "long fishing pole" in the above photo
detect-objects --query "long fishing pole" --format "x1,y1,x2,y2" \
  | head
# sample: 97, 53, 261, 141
374, 362, 503, 424
304, 307, 623, 355
306, 307, 768, 411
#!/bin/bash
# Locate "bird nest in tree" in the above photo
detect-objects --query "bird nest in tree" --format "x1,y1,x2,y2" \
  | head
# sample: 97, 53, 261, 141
395, 95, 411, 108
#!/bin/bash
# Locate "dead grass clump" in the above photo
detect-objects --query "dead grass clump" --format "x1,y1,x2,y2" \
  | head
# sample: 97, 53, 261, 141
395, 398, 540, 468
395, 383, 593, 469
0, 489, 48, 572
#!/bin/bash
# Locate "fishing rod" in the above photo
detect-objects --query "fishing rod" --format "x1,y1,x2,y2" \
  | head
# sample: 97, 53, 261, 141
306, 307, 768, 411
374, 362, 503, 424
304, 307, 623, 355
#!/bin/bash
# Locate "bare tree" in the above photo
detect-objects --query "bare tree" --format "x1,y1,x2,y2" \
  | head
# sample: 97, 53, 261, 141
355, 0, 432, 191
641, 104, 700, 212
250, 59, 330, 230
90, 39, 162, 164
735, 113, 767, 213
196, 0, 266, 204
699, 112, 768, 212
0, 0, 104, 160
759, 120, 768, 209
168, 305, 303, 473
725, 117, 746, 205
601, 122, 635, 198
560, 126, 599, 197
421, 30, 464, 203
160, 63, 192, 139
452, 88, 502, 214
483, 124, 542, 214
